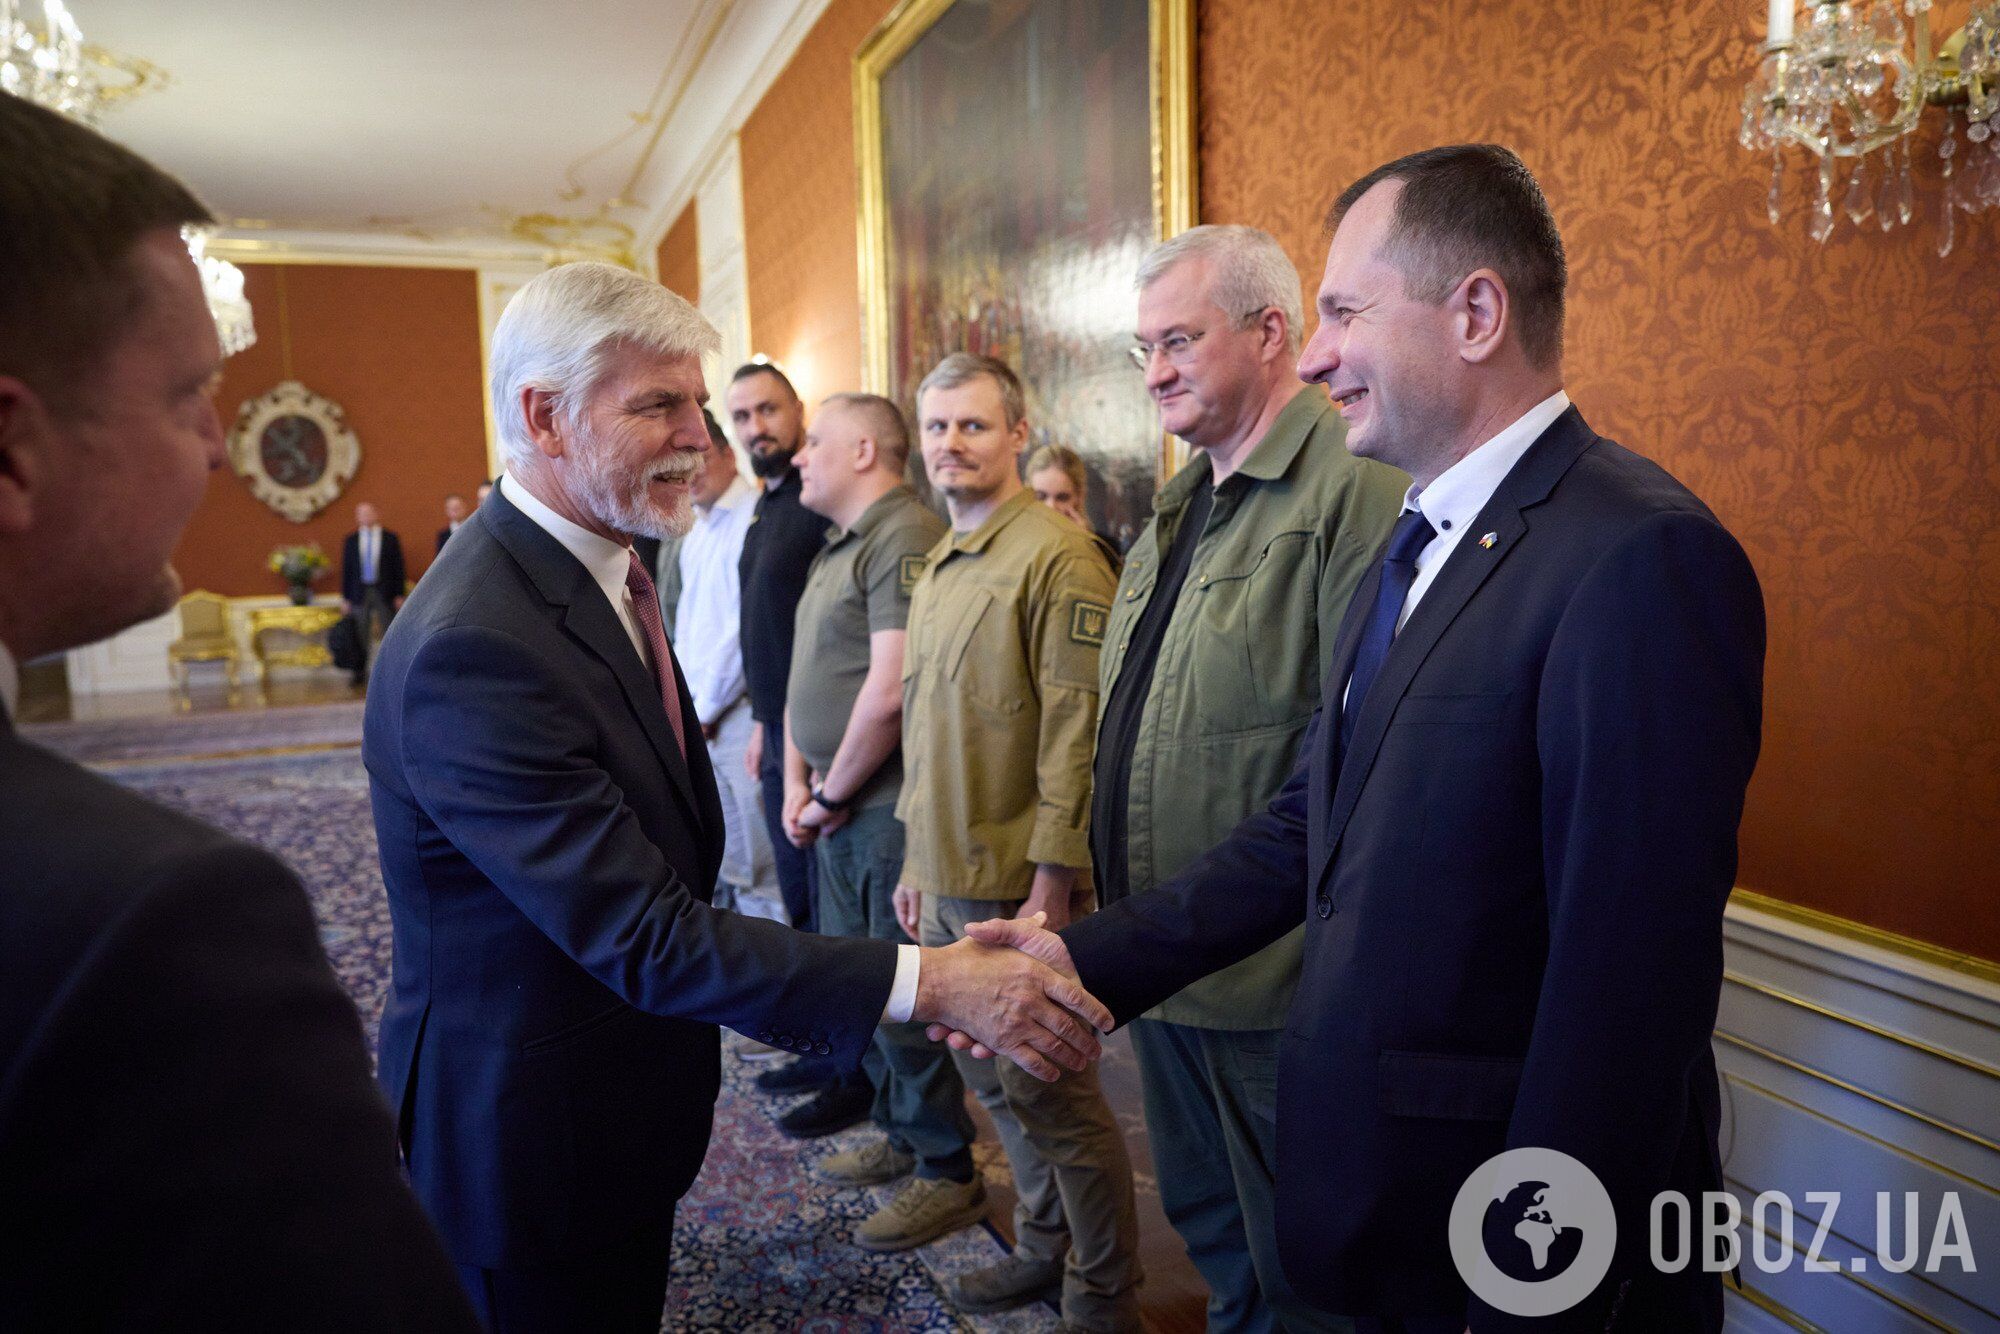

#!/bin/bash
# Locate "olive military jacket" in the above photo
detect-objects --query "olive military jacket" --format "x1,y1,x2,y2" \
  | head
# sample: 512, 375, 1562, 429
1100, 388, 1406, 1028
897, 489, 1118, 901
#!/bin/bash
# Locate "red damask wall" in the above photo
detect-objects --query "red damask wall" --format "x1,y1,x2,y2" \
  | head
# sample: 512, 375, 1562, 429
725, 0, 1997, 957
657, 203, 700, 304
174, 263, 489, 598
738, 0, 900, 406
1198, 0, 1999, 957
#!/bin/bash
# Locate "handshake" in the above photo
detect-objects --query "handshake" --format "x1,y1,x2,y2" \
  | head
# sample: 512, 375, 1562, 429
906, 913, 1106, 1083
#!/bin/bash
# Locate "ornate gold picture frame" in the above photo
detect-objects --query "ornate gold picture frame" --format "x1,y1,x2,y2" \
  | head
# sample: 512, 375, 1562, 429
227, 379, 362, 523
855, 0, 1197, 545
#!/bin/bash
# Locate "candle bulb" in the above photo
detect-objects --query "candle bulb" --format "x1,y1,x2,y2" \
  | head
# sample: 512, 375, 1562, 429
1768, 0, 1794, 47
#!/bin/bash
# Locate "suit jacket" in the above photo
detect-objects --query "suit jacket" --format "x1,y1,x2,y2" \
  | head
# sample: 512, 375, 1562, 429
363, 484, 897, 1269
342, 527, 406, 605
1064, 407, 1765, 1331
0, 718, 476, 1331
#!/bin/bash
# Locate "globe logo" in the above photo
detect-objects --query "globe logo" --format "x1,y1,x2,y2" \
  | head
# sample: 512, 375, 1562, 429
1482, 1179, 1586, 1281
1449, 1148, 1618, 1317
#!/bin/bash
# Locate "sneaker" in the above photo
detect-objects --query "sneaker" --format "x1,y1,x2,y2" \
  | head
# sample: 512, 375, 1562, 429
817, 1138, 916, 1186
776, 1077, 872, 1139
754, 1054, 842, 1095
853, 1175, 987, 1251
949, 1254, 1064, 1314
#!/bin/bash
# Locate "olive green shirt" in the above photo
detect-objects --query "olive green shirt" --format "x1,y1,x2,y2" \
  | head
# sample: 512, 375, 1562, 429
786, 486, 946, 810
898, 489, 1118, 900
1101, 387, 1406, 1028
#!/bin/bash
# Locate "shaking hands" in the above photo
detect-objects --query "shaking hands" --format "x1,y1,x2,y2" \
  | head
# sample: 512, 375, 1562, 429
910, 912, 1100, 1080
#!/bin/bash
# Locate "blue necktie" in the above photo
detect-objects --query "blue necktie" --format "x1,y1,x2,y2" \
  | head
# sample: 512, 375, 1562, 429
361, 529, 377, 585
1339, 508, 1437, 752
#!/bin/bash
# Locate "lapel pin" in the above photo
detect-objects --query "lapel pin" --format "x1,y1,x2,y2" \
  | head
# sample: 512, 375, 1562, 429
1478, 532, 1497, 549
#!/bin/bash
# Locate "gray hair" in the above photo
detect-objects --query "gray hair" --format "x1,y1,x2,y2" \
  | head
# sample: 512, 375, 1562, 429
490, 262, 720, 466
916, 352, 1026, 429
1135, 224, 1304, 354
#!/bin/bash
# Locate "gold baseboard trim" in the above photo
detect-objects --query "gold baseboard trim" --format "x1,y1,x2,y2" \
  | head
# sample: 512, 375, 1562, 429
1729, 890, 2000, 989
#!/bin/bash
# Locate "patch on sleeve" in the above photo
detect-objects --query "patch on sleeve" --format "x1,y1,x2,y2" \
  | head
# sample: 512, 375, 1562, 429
1068, 599, 1109, 647
898, 553, 927, 594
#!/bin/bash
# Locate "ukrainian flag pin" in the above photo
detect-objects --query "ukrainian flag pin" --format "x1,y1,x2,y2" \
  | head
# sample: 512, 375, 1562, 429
1479, 532, 1497, 549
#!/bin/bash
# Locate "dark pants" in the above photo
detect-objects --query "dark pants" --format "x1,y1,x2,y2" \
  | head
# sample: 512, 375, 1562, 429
814, 803, 974, 1180
455, 1220, 673, 1334
757, 718, 815, 931
1131, 1018, 1351, 1333
352, 587, 394, 681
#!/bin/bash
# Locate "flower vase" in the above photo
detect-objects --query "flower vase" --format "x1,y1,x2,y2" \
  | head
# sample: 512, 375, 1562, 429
287, 583, 312, 606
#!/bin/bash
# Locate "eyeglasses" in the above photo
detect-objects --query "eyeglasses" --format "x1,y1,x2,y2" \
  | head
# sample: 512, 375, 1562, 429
1127, 307, 1273, 371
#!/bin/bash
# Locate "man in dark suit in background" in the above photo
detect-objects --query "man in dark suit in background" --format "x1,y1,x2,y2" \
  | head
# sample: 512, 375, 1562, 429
342, 499, 405, 684
365, 261, 1112, 1334
435, 492, 469, 554
956, 145, 1766, 1333
0, 90, 476, 1333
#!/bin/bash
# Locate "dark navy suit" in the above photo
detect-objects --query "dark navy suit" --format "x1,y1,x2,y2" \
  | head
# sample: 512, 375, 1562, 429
364, 484, 897, 1323
1064, 408, 1765, 1331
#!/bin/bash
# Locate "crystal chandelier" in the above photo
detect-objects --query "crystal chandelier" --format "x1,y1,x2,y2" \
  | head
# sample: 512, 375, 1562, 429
3, 0, 255, 354
1, 0, 158, 126
1741, 0, 1999, 255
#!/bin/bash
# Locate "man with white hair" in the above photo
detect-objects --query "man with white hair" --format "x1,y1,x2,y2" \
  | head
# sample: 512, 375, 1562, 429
363, 262, 1115, 1333
1094, 225, 1403, 1333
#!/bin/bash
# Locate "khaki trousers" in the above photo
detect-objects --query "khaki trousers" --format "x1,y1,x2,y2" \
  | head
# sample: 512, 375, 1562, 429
921, 892, 1142, 1332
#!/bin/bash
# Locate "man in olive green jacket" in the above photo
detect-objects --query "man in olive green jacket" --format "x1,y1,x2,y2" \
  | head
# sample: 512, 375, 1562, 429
1094, 227, 1405, 1333
895, 354, 1140, 1332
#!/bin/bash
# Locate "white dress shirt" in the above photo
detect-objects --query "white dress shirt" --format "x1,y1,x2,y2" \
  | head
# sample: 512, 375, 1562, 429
673, 475, 757, 726
1398, 389, 1570, 629
501, 472, 921, 1021
0, 638, 17, 721
1343, 390, 1569, 711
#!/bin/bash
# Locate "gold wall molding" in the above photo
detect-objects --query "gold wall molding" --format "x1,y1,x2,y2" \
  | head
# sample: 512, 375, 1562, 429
1731, 889, 2000, 988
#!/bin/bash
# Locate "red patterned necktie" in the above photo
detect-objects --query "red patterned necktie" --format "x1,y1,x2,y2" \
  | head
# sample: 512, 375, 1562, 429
624, 551, 687, 760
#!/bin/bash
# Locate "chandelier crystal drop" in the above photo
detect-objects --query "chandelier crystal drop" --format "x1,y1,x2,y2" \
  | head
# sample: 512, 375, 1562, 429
1740, 0, 1998, 250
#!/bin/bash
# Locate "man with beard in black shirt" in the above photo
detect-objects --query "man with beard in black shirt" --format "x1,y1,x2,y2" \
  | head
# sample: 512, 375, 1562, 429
727, 361, 872, 1135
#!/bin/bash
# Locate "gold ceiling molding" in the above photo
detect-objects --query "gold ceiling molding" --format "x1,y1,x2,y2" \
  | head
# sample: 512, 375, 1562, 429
503, 212, 639, 269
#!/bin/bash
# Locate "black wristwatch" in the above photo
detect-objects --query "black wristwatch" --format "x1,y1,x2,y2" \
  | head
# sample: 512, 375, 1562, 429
809, 784, 852, 813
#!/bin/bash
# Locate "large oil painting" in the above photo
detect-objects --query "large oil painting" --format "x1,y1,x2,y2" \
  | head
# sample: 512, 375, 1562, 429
856, 0, 1195, 549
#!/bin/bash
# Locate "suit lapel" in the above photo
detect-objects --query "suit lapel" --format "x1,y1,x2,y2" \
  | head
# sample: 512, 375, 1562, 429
483, 485, 702, 819
1314, 409, 1597, 899
560, 591, 701, 817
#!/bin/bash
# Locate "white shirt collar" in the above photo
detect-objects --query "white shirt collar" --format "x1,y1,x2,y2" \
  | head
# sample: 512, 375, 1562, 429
697, 474, 754, 522
0, 638, 17, 722
500, 471, 635, 611
1406, 389, 1570, 532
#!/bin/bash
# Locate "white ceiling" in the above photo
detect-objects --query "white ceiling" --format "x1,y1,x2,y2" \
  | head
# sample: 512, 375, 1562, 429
78, 0, 824, 263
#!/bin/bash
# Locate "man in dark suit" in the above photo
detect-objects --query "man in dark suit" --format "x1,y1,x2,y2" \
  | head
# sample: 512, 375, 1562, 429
342, 500, 405, 684
435, 492, 469, 554
0, 90, 477, 1332
954, 146, 1766, 1332
365, 260, 1112, 1333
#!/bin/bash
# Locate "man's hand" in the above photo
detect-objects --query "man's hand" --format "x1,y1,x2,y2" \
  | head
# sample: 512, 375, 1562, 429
1022, 864, 1080, 931
744, 721, 763, 781
926, 913, 1081, 1059
912, 930, 1112, 1082
893, 883, 922, 940
796, 797, 850, 839
781, 780, 815, 848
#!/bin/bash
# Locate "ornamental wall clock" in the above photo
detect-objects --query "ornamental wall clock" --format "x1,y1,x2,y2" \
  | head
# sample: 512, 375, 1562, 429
228, 380, 362, 522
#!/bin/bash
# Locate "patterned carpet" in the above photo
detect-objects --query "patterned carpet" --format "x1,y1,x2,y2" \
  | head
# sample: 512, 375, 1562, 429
70, 724, 1069, 1331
